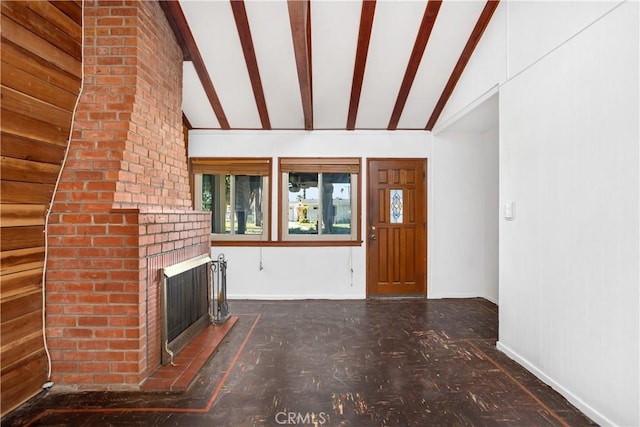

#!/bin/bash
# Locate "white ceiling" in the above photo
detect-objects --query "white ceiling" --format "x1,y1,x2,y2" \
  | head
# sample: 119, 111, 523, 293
437, 92, 498, 134
172, 0, 499, 131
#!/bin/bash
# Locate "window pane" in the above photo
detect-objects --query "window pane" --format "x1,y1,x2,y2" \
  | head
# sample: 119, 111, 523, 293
234, 175, 264, 235
322, 173, 351, 235
280, 159, 360, 242
202, 174, 231, 234
390, 189, 403, 224
203, 174, 266, 236
202, 174, 213, 211
287, 172, 319, 234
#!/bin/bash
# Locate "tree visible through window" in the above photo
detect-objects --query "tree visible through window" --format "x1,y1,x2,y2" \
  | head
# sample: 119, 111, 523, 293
201, 174, 265, 235
192, 158, 271, 241
287, 172, 352, 235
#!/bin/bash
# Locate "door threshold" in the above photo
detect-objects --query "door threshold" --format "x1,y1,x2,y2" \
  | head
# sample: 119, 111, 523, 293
367, 294, 426, 300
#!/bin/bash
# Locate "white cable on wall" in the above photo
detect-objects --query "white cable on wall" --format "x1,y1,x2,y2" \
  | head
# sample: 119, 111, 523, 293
348, 247, 354, 287
41, 0, 86, 388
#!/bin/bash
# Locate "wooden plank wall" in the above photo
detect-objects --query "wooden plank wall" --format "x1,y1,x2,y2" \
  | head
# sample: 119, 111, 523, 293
0, 1, 82, 416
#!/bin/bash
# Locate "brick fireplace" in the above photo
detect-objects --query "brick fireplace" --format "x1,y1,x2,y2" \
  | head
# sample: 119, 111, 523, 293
45, 0, 210, 389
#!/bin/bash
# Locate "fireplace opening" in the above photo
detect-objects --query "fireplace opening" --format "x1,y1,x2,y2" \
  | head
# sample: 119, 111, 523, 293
162, 254, 212, 365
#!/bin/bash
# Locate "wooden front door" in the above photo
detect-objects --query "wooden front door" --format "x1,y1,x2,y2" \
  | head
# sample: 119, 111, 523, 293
367, 159, 427, 296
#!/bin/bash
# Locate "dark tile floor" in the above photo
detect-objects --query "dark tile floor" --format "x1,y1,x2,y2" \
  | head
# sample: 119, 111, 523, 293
3, 299, 596, 427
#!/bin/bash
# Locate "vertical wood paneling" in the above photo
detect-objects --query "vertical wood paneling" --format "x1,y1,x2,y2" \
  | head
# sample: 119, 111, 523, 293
392, 169, 400, 184
392, 228, 401, 283
407, 189, 416, 223
378, 188, 386, 224
0, 0, 82, 416
378, 228, 388, 283
405, 228, 416, 283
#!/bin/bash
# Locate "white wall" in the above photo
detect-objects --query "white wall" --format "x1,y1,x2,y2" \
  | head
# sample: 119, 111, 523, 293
506, 1, 624, 79
430, 127, 499, 303
211, 246, 363, 299
438, 1, 623, 130
437, 2, 506, 128
190, 129, 501, 301
189, 130, 431, 299
498, 2, 639, 426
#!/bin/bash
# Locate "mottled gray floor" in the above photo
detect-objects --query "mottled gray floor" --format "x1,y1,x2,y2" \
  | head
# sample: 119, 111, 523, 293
3, 299, 595, 427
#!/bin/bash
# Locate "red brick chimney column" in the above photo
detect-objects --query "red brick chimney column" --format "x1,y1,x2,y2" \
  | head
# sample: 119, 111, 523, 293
46, 0, 210, 390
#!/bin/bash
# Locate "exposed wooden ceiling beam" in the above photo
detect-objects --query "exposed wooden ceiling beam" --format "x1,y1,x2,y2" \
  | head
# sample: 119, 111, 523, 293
306, 3, 313, 112
287, 0, 313, 130
230, 0, 271, 130
346, 0, 376, 130
182, 113, 192, 164
159, 1, 230, 129
425, 0, 500, 131
182, 112, 192, 130
388, 0, 442, 130
159, 1, 191, 61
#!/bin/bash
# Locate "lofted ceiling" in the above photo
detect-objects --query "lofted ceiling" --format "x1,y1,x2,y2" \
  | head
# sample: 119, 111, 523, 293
161, 0, 500, 131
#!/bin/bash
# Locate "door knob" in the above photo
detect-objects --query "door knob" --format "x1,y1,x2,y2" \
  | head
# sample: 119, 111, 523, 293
370, 233, 376, 240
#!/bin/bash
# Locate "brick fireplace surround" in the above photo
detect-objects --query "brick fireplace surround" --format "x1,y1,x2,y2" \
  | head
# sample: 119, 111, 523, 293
46, 0, 211, 389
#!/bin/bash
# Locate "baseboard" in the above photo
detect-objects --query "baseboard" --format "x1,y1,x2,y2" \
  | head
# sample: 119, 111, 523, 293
484, 294, 498, 305
427, 292, 483, 300
496, 341, 615, 427
229, 293, 496, 302
227, 294, 364, 300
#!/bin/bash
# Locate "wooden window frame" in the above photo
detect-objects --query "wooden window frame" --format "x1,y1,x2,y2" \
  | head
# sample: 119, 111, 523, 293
191, 157, 272, 244
278, 157, 362, 245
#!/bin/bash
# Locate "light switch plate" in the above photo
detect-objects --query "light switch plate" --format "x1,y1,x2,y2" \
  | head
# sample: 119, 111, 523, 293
505, 201, 516, 221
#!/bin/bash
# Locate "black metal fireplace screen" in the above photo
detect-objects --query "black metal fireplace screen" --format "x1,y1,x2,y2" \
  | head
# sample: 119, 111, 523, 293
161, 254, 230, 365
162, 254, 211, 365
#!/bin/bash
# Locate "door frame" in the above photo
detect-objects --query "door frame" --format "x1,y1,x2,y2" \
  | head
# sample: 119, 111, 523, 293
365, 158, 428, 298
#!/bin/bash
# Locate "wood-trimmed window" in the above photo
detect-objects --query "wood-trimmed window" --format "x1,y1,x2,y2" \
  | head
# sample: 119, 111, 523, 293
192, 158, 271, 242
279, 158, 361, 243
